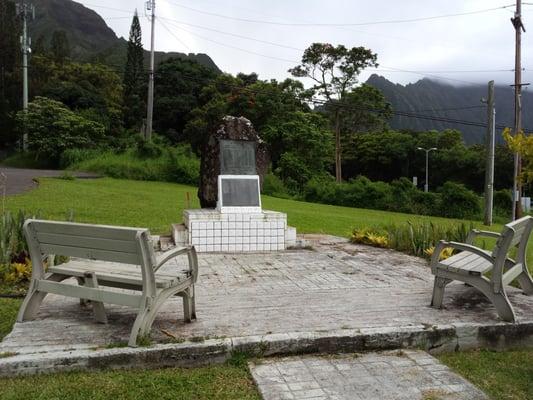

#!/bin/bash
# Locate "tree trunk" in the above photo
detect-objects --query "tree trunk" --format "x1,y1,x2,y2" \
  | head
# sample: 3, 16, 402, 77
335, 110, 342, 182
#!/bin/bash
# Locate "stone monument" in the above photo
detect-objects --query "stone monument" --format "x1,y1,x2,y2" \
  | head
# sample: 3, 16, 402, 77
173, 115, 296, 252
198, 116, 269, 208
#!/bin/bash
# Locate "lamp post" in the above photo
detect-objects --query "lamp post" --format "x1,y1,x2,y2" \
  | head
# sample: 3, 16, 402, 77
417, 147, 437, 192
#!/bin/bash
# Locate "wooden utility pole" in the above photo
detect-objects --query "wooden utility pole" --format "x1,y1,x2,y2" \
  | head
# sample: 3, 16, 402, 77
511, 0, 525, 220
145, 0, 155, 141
484, 81, 495, 226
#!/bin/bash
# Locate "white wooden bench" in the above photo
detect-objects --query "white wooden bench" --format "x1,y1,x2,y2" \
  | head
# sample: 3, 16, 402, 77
430, 216, 533, 322
17, 219, 198, 346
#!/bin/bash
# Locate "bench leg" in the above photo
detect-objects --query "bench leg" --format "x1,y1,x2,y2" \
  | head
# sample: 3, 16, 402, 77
128, 306, 151, 347
490, 290, 516, 322
76, 277, 89, 307
430, 277, 451, 308
83, 272, 107, 324
17, 274, 64, 322
183, 287, 193, 323
190, 286, 196, 320
517, 270, 533, 295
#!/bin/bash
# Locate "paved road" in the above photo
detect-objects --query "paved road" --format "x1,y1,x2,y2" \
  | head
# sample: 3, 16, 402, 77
0, 167, 98, 195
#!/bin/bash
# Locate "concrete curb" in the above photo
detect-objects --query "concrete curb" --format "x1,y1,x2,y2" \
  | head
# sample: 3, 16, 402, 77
1, 321, 533, 376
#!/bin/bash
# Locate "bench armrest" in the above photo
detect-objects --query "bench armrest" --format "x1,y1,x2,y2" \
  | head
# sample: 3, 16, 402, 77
439, 241, 494, 263
154, 246, 198, 283
466, 229, 501, 244
155, 247, 189, 271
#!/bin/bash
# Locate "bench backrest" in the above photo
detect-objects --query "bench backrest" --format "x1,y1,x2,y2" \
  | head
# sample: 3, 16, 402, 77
23, 219, 156, 269
492, 216, 533, 259
491, 216, 533, 284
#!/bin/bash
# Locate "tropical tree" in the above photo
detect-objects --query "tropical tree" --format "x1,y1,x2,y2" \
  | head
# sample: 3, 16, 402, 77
289, 43, 378, 181
50, 30, 70, 64
123, 11, 145, 130
17, 97, 105, 164
154, 57, 218, 142
0, 0, 21, 149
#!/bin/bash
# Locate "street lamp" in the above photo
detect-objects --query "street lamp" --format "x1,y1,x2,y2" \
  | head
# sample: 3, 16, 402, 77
417, 147, 437, 192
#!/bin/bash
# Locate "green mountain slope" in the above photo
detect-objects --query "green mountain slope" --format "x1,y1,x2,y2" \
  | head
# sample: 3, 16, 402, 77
366, 74, 533, 144
29, 0, 220, 71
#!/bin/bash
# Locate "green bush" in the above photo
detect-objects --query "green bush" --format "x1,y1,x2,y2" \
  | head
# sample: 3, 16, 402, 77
438, 182, 481, 219
493, 189, 512, 215
262, 173, 291, 198
16, 97, 105, 165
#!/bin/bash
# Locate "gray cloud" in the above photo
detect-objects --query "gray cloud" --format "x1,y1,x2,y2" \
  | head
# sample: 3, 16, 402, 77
82, 0, 533, 87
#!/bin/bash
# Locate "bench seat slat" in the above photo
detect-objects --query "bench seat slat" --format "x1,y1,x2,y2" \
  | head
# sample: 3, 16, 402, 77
49, 261, 190, 289
438, 251, 493, 276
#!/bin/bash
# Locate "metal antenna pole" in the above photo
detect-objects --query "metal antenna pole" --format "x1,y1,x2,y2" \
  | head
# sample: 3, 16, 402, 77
145, 0, 155, 141
484, 81, 495, 226
18, 0, 34, 151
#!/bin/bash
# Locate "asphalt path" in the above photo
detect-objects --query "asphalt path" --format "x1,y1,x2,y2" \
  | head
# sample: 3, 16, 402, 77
0, 167, 98, 195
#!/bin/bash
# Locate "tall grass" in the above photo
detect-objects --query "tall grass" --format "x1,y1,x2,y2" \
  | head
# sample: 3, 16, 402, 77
66, 147, 199, 185
0, 210, 32, 265
351, 221, 473, 259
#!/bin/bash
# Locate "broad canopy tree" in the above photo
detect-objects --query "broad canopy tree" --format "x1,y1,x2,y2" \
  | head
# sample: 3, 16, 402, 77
289, 43, 379, 182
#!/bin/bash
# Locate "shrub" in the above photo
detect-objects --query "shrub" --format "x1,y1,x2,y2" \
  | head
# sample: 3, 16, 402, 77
438, 182, 481, 219
262, 173, 291, 198
493, 189, 512, 215
16, 97, 105, 165
136, 138, 164, 159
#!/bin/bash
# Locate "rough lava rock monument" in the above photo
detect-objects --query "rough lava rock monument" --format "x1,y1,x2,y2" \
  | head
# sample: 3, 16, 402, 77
173, 116, 296, 252
198, 116, 269, 208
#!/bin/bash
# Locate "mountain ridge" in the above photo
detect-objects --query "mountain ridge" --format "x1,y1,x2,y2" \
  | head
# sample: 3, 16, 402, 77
366, 74, 533, 144
29, 0, 220, 71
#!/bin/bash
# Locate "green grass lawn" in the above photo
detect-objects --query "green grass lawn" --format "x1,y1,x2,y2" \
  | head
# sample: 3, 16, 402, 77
0, 298, 21, 341
438, 349, 533, 400
6, 176, 482, 236
0, 357, 260, 400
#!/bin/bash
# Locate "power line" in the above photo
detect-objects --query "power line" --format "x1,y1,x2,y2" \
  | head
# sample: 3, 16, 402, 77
161, 1, 516, 27
158, 18, 192, 52
158, 17, 303, 51
166, 23, 300, 64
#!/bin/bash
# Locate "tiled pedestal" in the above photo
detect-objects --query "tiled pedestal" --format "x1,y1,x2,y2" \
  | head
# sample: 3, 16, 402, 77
173, 209, 296, 252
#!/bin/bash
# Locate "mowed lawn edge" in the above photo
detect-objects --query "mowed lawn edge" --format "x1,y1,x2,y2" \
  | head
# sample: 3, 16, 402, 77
5, 176, 490, 236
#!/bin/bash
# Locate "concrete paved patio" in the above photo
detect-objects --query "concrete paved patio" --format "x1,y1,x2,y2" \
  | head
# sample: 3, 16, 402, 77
250, 351, 488, 400
1, 235, 533, 375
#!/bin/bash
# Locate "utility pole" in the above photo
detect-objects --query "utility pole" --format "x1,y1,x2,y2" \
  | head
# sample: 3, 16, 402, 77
511, 0, 526, 220
145, 0, 155, 141
417, 147, 437, 192
484, 81, 495, 226
17, 0, 34, 152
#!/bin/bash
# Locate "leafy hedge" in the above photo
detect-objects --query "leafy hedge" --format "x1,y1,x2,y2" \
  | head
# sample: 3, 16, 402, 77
303, 176, 482, 219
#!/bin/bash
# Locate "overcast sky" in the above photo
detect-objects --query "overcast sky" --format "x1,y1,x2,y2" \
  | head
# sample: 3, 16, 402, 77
80, 0, 533, 87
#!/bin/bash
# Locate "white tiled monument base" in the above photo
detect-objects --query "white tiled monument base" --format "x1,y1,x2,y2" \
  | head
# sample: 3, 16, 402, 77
172, 209, 296, 252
